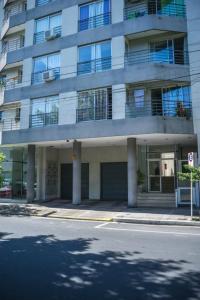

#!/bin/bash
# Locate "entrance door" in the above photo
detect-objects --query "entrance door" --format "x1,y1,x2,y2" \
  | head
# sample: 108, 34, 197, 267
148, 160, 161, 192
60, 163, 89, 200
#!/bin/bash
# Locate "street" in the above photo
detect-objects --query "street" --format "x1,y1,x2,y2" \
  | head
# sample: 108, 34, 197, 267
0, 216, 200, 300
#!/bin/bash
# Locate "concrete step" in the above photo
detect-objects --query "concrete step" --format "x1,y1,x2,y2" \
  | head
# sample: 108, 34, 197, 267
137, 193, 176, 208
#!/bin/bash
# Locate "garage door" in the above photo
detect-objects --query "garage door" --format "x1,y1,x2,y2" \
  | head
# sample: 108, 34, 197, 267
101, 162, 128, 200
61, 163, 89, 200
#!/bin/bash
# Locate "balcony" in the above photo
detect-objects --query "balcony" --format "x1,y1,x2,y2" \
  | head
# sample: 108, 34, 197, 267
125, 49, 189, 66
3, 1, 26, 25
34, 26, 62, 44
31, 67, 60, 85
2, 36, 24, 54
76, 104, 112, 122
124, 1, 186, 20
77, 57, 112, 76
78, 12, 111, 31
2, 118, 20, 131
5, 75, 22, 90
126, 98, 192, 119
29, 112, 58, 128
35, 0, 54, 6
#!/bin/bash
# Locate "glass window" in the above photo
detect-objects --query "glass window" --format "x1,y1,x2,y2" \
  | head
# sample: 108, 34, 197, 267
34, 56, 47, 73
134, 89, 145, 108
35, 17, 49, 33
79, 0, 111, 31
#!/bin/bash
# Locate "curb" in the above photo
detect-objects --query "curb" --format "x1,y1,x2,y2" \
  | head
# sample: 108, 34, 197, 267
113, 218, 200, 227
47, 214, 113, 222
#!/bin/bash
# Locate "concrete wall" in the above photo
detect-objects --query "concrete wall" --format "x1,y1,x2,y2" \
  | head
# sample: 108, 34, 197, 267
186, 0, 200, 163
59, 91, 77, 125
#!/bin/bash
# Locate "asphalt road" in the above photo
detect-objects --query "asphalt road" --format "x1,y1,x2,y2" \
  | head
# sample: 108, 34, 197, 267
0, 216, 200, 300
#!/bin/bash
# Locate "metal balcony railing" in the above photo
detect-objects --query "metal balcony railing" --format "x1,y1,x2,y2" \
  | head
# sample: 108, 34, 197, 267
29, 111, 58, 128
5, 75, 22, 90
124, 1, 186, 20
2, 36, 24, 54
78, 12, 111, 31
31, 67, 60, 84
36, 0, 54, 6
77, 57, 112, 75
1, 118, 20, 131
34, 26, 62, 44
76, 104, 112, 122
125, 49, 189, 66
3, 2, 26, 23
125, 98, 192, 119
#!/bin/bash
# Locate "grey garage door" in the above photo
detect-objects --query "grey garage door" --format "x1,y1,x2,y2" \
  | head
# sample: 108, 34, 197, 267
61, 163, 89, 200
101, 162, 128, 200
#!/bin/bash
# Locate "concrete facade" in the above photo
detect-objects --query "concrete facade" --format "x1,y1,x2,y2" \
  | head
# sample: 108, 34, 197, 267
0, 0, 198, 206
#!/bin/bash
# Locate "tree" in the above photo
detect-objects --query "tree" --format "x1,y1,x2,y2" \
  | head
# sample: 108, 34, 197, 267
0, 152, 6, 188
178, 165, 200, 183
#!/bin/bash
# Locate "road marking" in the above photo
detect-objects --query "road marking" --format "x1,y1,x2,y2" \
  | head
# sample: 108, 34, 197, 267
95, 222, 111, 229
97, 225, 200, 236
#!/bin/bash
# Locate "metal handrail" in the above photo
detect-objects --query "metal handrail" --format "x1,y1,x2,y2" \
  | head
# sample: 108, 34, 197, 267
1, 36, 24, 54
5, 75, 22, 90
2, 118, 20, 131
125, 49, 189, 65
30, 111, 58, 127
79, 12, 111, 31
77, 56, 112, 75
34, 26, 62, 44
124, 1, 186, 20
35, 0, 54, 6
126, 98, 192, 119
76, 104, 112, 122
31, 67, 60, 84
3, 2, 26, 23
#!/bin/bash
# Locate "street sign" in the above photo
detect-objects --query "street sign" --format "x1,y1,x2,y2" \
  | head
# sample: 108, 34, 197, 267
188, 152, 194, 167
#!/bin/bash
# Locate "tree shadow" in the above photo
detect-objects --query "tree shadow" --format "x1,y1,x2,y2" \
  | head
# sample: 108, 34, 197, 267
0, 204, 42, 217
0, 233, 200, 300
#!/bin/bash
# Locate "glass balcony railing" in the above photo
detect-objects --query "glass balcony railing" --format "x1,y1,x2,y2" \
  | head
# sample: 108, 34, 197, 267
29, 111, 58, 128
124, 1, 186, 20
126, 98, 192, 119
76, 104, 112, 122
77, 57, 112, 75
34, 26, 62, 44
125, 49, 189, 66
79, 12, 111, 31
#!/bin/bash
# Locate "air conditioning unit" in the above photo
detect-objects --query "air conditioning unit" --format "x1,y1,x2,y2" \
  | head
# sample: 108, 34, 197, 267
45, 28, 60, 41
43, 70, 56, 82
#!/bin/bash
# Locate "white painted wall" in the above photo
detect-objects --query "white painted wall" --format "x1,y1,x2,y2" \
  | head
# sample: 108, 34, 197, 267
62, 5, 78, 36
27, 0, 35, 10
25, 20, 34, 47
60, 47, 77, 79
111, 0, 124, 24
112, 84, 126, 119
22, 58, 32, 87
59, 91, 77, 125
20, 99, 30, 129
112, 36, 125, 70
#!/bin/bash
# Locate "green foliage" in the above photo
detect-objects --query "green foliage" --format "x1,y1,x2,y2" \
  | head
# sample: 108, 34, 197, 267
0, 152, 6, 188
178, 165, 200, 182
137, 170, 145, 186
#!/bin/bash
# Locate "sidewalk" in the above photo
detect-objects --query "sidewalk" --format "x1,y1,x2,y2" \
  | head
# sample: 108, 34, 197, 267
0, 199, 200, 226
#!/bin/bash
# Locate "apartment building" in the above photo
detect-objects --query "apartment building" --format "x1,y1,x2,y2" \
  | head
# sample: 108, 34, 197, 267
0, 0, 199, 207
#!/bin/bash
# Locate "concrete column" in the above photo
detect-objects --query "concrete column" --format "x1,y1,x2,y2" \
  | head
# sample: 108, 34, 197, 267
27, 145, 36, 202
72, 141, 81, 205
20, 99, 30, 129
62, 6, 78, 36
25, 20, 34, 47
112, 36, 125, 70
127, 138, 137, 207
61, 47, 77, 79
59, 92, 77, 125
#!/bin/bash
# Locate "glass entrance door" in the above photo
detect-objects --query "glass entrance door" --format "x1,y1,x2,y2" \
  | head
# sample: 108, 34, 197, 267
148, 160, 161, 192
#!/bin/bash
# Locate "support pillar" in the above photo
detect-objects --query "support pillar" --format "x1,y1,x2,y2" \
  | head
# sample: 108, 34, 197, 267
72, 141, 81, 205
127, 138, 137, 207
27, 145, 36, 203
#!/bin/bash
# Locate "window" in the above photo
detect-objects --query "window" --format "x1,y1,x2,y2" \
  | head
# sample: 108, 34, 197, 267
79, 0, 111, 31
134, 89, 145, 108
77, 88, 112, 122
32, 53, 60, 84
78, 41, 111, 75
30, 95, 59, 127
34, 13, 61, 44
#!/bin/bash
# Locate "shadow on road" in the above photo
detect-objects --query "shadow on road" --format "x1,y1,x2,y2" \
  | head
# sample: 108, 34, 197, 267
0, 232, 200, 300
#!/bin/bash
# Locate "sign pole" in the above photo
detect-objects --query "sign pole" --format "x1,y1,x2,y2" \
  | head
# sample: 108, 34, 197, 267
191, 170, 193, 220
